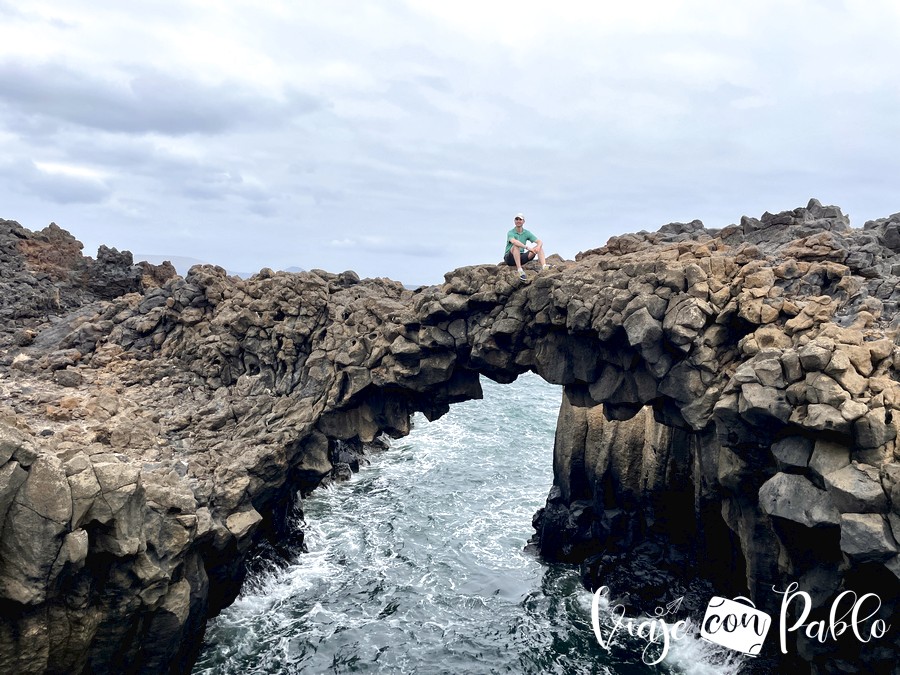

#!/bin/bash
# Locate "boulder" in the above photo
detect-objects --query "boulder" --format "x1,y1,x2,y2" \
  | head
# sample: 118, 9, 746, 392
758, 473, 840, 528
824, 463, 888, 513
840, 514, 898, 563
809, 439, 850, 480
771, 436, 813, 469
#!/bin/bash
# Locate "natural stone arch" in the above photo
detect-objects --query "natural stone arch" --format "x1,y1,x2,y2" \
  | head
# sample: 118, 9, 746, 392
2, 201, 900, 673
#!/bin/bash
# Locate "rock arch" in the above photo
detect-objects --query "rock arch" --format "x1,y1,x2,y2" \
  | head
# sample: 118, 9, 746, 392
1, 201, 899, 673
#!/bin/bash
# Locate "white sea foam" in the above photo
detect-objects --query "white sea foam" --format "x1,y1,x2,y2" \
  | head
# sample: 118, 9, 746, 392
663, 619, 746, 675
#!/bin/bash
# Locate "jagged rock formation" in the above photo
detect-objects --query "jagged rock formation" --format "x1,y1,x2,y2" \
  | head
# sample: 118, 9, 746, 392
1, 200, 899, 674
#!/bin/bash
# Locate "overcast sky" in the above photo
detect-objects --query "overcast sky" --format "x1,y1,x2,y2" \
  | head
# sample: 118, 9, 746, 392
1, 1, 898, 284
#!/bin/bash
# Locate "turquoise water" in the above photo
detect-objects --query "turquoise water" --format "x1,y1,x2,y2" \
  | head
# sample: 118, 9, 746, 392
193, 374, 742, 674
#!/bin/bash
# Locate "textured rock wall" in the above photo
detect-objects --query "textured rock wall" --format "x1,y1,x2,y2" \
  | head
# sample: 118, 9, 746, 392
533, 402, 738, 608
528, 201, 900, 672
1, 200, 900, 673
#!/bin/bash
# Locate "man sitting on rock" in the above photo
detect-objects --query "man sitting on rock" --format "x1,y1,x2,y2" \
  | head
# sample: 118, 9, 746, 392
504, 213, 551, 281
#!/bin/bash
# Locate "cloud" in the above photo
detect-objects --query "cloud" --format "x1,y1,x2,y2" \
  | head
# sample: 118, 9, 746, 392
0, 61, 321, 135
0, 1, 25, 19
3, 159, 111, 204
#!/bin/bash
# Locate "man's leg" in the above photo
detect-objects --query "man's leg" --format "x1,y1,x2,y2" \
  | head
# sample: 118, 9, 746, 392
509, 247, 529, 279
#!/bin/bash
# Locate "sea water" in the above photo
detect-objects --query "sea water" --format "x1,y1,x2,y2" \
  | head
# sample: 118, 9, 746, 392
193, 373, 743, 674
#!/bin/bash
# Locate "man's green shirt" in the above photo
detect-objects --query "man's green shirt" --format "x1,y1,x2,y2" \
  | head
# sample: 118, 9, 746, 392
505, 227, 537, 255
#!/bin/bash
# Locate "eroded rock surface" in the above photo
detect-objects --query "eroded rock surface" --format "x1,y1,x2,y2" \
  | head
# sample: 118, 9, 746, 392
1, 200, 899, 673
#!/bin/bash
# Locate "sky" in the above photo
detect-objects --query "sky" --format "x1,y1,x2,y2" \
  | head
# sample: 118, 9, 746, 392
0, 1, 898, 285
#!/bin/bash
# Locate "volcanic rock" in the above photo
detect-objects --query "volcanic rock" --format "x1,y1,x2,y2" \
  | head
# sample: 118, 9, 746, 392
2, 201, 900, 674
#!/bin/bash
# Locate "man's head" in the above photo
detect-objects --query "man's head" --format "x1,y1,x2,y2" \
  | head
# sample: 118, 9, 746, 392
514, 213, 525, 228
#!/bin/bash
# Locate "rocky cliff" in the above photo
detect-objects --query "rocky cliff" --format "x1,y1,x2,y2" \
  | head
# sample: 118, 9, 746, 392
1, 200, 898, 673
